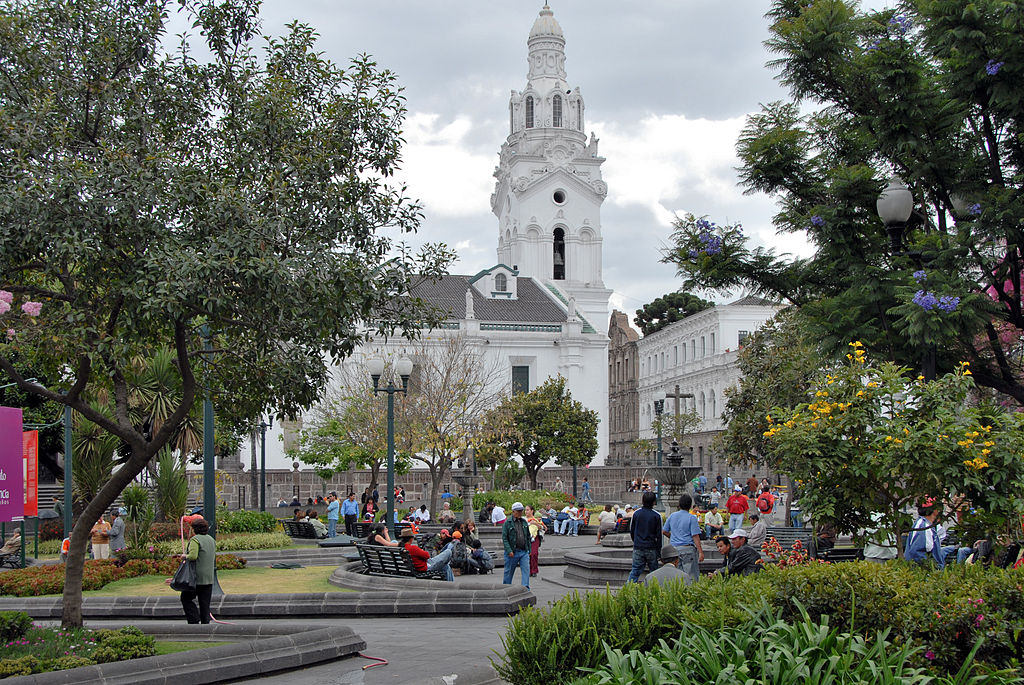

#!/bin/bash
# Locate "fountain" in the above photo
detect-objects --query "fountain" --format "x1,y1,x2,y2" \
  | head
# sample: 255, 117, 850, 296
647, 440, 702, 510
450, 448, 484, 523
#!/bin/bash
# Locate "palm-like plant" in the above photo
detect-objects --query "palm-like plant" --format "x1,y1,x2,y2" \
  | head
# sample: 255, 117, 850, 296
153, 448, 189, 523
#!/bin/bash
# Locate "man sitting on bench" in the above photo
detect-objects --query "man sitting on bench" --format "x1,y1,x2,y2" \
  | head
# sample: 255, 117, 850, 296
398, 528, 454, 581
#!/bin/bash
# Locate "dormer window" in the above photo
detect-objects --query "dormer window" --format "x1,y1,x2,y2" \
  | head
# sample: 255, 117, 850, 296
494, 273, 508, 292
525, 96, 534, 129
552, 95, 562, 128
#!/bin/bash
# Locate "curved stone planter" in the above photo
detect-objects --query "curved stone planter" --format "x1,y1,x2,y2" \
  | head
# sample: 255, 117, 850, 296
6, 622, 364, 685
563, 545, 723, 586
0, 584, 535, 619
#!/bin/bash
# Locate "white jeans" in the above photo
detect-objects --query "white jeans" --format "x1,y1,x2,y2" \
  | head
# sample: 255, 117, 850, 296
92, 543, 109, 560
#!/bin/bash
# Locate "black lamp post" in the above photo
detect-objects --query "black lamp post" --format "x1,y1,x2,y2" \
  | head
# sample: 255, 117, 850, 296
877, 176, 936, 381
258, 415, 273, 512
367, 355, 413, 538
652, 390, 666, 467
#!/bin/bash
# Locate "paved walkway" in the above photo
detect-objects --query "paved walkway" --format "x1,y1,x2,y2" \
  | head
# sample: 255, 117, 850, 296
79, 534, 602, 684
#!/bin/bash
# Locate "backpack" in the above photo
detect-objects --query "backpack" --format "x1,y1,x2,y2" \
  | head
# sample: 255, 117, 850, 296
757, 493, 773, 513
473, 548, 494, 571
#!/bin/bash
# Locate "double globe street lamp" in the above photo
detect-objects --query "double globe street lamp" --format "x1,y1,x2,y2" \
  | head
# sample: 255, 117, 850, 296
366, 355, 414, 538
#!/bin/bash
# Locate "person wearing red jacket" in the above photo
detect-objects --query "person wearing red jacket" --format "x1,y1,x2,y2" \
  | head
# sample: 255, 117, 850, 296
725, 486, 749, 533
398, 528, 454, 581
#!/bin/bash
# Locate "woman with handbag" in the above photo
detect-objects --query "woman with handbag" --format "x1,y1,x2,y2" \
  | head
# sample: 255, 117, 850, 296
179, 518, 216, 624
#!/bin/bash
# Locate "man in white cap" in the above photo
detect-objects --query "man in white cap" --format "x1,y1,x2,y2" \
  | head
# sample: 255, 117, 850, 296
726, 529, 762, 576
502, 502, 531, 590
725, 484, 749, 533
643, 544, 692, 586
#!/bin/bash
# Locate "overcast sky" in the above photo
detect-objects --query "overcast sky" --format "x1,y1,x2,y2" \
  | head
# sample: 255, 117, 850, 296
220, 0, 890, 468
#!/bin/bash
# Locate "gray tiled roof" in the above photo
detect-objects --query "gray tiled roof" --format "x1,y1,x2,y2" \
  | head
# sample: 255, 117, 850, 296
410, 275, 568, 323
727, 294, 780, 307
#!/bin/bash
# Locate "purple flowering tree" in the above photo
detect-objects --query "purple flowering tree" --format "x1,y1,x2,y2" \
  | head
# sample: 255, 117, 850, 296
663, 0, 1024, 407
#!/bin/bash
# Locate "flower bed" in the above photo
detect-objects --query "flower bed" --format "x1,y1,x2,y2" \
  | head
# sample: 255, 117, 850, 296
0, 555, 247, 597
0, 612, 155, 677
497, 562, 1024, 684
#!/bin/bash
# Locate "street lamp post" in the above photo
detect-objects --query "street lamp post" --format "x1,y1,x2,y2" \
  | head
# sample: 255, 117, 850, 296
877, 176, 936, 381
652, 390, 666, 467
368, 356, 413, 539
258, 416, 273, 512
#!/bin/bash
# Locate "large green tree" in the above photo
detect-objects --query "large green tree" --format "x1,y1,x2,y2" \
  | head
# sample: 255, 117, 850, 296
477, 376, 598, 490
664, 0, 1024, 404
0, 0, 450, 626
633, 292, 714, 336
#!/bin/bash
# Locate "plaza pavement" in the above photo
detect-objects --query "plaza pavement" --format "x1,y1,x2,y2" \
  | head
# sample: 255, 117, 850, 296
78, 533, 604, 685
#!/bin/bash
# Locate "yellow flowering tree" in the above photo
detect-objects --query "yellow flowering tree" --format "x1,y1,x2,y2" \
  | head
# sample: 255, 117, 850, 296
763, 343, 1024, 555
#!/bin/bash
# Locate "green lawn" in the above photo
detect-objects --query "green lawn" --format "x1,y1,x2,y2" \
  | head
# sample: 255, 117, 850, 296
154, 640, 233, 655
41, 566, 349, 598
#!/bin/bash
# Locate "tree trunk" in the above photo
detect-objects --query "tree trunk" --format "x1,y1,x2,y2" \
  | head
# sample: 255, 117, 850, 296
426, 457, 450, 517
62, 448, 153, 627
526, 463, 539, 490
249, 431, 258, 509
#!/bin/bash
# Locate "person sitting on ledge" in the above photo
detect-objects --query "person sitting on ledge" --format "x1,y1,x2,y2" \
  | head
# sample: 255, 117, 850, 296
289, 496, 301, 507
643, 544, 692, 586
438, 501, 456, 524
304, 510, 328, 539
276, 498, 288, 507
726, 529, 762, 576
398, 527, 454, 581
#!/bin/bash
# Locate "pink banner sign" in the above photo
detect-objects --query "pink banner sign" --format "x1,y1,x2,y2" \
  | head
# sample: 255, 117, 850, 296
0, 408, 25, 523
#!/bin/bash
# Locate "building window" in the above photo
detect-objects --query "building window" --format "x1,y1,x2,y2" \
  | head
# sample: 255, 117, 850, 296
701, 336, 706, 357
525, 96, 534, 129
682, 345, 686, 362
710, 390, 716, 419
512, 366, 530, 394
710, 333, 715, 354
690, 340, 695, 358
738, 330, 751, 346
673, 346, 678, 365
552, 95, 562, 127
553, 227, 566, 280
577, 100, 583, 130
494, 273, 507, 292
700, 391, 706, 418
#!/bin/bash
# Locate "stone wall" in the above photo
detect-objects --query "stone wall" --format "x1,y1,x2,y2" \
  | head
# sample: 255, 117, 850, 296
185, 463, 732, 510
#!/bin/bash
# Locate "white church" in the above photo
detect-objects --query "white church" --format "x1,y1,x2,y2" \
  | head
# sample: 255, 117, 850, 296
353, 4, 613, 458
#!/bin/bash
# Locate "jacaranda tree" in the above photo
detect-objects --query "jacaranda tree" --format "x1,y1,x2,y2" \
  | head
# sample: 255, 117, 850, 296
664, 0, 1024, 406
0, 0, 451, 626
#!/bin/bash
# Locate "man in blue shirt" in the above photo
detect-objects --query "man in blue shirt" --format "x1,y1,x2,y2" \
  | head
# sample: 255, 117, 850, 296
662, 493, 704, 581
341, 492, 359, 536
326, 492, 340, 538
626, 491, 663, 583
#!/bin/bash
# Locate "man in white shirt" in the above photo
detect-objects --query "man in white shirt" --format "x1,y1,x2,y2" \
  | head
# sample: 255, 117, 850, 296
413, 504, 431, 523
556, 505, 578, 535
491, 503, 507, 525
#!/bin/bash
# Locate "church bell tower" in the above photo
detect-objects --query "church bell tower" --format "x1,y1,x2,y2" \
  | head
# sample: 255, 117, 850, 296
490, 4, 612, 333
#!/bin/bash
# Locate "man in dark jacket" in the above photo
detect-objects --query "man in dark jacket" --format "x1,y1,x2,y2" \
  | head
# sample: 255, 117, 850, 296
502, 502, 531, 590
726, 529, 762, 576
627, 491, 662, 583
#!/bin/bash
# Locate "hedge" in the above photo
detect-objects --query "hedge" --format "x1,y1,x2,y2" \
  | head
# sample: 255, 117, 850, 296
496, 562, 1024, 684
0, 555, 247, 597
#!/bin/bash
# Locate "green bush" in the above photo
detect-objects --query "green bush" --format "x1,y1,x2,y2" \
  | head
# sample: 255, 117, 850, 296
38, 538, 62, 556
0, 655, 39, 677
473, 490, 572, 514
569, 605, 1020, 685
496, 562, 1024, 685
90, 626, 155, 664
49, 655, 96, 670
0, 612, 32, 642
215, 532, 292, 552
216, 510, 279, 534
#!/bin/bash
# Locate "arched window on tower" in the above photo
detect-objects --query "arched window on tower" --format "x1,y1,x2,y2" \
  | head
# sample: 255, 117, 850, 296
494, 273, 507, 292
553, 227, 566, 280
577, 101, 583, 131
552, 95, 562, 128
525, 96, 534, 129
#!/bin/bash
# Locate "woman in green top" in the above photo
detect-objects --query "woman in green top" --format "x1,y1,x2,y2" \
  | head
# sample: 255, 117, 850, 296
180, 518, 216, 624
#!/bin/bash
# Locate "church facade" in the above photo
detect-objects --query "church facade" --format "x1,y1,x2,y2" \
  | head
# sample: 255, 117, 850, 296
344, 5, 612, 459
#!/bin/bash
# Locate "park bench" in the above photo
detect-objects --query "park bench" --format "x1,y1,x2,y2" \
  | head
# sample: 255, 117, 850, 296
282, 520, 322, 539
818, 547, 863, 563
354, 543, 447, 580
764, 527, 812, 550
0, 551, 22, 569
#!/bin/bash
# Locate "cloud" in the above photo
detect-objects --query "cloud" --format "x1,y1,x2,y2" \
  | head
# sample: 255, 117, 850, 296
595, 114, 750, 226
398, 113, 496, 218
